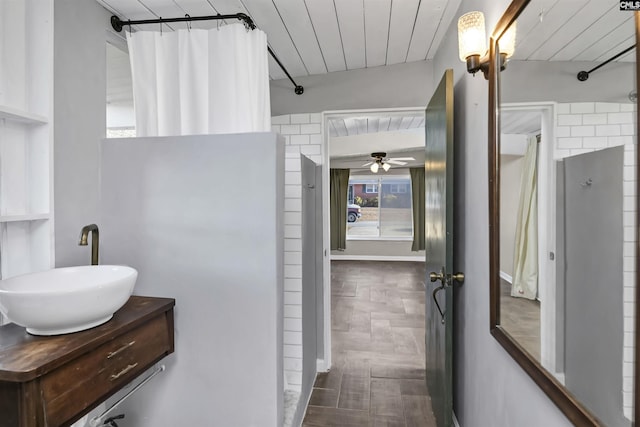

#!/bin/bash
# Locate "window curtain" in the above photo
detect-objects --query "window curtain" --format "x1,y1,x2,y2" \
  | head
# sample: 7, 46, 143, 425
511, 136, 538, 300
330, 169, 350, 251
410, 167, 425, 251
126, 24, 271, 136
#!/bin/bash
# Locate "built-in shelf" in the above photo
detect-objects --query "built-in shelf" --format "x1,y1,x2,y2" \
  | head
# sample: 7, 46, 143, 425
0, 213, 50, 223
0, 105, 48, 125
0, 2, 53, 279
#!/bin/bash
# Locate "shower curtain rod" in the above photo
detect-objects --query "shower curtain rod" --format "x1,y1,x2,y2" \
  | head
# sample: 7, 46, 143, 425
110, 13, 304, 95
577, 44, 636, 82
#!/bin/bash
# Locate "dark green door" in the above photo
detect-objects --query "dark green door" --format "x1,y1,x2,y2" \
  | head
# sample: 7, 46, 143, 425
425, 69, 460, 427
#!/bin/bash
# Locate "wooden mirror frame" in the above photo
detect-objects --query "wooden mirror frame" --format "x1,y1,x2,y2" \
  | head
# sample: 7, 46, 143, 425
488, 1, 640, 425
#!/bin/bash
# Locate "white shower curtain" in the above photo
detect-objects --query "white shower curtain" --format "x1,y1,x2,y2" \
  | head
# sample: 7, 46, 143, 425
511, 135, 538, 300
127, 24, 271, 136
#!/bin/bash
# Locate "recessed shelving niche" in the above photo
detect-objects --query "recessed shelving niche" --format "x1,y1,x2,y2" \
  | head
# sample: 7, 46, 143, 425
0, 0, 54, 281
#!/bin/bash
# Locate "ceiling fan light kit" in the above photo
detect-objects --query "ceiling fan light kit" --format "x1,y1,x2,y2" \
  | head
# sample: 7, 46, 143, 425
365, 152, 413, 173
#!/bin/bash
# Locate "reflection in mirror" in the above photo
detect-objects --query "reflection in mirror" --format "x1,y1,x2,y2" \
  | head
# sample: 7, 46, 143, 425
496, 1, 636, 425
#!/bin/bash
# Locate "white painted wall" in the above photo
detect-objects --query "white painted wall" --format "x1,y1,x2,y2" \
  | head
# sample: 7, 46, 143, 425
432, 0, 574, 425
54, 0, 111, 267
554, 101, 637, 419
100, 133, 284, 427
329, 129, 424, 157
331, 240, 424, 259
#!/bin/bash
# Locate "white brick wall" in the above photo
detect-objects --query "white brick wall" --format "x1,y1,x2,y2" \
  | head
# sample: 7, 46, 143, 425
555, 102, 637, 418
272, 113, 323, 391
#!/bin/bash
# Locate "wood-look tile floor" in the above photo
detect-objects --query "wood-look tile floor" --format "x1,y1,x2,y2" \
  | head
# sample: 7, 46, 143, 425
302, 261, 437, 427
499, 279, 541, 361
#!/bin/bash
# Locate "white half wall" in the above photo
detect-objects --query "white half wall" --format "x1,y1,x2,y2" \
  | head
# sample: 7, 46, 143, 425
100, 133, 285, 427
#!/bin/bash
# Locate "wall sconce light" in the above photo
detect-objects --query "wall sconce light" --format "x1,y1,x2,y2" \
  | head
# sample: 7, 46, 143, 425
458, 11, 517, 78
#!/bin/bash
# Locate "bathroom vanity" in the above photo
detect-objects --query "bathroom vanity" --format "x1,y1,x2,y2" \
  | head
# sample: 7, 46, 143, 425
0, 296, 175, 427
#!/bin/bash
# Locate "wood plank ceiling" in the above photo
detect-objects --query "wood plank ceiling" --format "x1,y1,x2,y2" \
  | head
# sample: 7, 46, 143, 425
328, 115, 424, 137
99, 0, 635, 81
97, 0, 462, 81
511, 0, 634, 63
103, 0, 634, 137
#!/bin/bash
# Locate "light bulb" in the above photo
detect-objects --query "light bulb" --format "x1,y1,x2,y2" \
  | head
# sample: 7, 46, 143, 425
370, 162, 379, 173
458, 11, 487, 62
382, 163, 391, 172
499, 21, 517, 58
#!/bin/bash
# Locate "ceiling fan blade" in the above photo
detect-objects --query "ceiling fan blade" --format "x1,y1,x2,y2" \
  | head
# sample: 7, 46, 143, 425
361, 161, 374, 167
388, 157, 415, 161
386, 160, 408, 165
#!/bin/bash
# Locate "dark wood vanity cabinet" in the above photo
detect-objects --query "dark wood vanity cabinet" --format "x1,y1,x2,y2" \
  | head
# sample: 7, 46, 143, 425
0, 296, 175, 427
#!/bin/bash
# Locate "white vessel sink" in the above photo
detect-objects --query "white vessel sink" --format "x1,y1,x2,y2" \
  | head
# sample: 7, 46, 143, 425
0, 265, 137, 335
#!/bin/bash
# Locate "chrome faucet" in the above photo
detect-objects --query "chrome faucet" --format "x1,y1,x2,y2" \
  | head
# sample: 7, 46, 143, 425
79, 224, 99, 265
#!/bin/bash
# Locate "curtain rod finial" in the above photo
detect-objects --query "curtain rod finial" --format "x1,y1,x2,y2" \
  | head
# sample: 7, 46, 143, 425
111, 16, 124, 32
295, 85, 304, 95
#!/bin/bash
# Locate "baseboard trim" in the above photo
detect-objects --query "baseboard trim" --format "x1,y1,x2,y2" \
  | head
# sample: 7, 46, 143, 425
499, 270, 513, 284
316, 358, 330, 373
331, 255, 425, 262
453, 412, 461, 427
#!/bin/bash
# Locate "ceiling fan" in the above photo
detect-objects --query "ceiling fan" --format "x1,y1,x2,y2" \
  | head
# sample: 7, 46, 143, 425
361, 152, 415, 173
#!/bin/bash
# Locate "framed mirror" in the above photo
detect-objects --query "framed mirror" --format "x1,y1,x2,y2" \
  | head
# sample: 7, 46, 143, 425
489, 0, 639, 425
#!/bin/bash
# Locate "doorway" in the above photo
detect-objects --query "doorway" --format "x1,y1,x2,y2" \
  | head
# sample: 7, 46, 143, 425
301, 108, 434, 424
318, 108, 427, 369
499, 102, 558, 373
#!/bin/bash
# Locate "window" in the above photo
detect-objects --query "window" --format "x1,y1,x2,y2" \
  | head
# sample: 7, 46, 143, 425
347, 176, 413, 239
389, 183, 408, 193
106, 42, 135, 138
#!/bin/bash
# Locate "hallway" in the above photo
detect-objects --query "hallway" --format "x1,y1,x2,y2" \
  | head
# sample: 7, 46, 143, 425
302, 261, 437, 426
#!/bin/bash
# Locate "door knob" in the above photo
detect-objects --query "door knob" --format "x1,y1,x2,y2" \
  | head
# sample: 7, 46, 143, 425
430, 270, 465, 284
429, 271, 444, 282
449, 272, 465, 284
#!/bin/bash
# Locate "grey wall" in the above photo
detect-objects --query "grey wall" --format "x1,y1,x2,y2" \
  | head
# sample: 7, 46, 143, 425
502, 60, 635, 104
433, 0, 573, 426
499, 155, 524, 278
100, 133, 284, 427
54, 0, 111, 267
270, 60, 435, 115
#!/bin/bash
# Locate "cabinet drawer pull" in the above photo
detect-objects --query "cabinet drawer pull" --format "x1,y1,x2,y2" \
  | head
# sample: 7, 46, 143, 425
107, 341, 136, 359
110, 363, 138, 381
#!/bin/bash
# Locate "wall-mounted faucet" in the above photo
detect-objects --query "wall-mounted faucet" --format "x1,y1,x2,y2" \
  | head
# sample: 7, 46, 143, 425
79, 224, 99, 265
